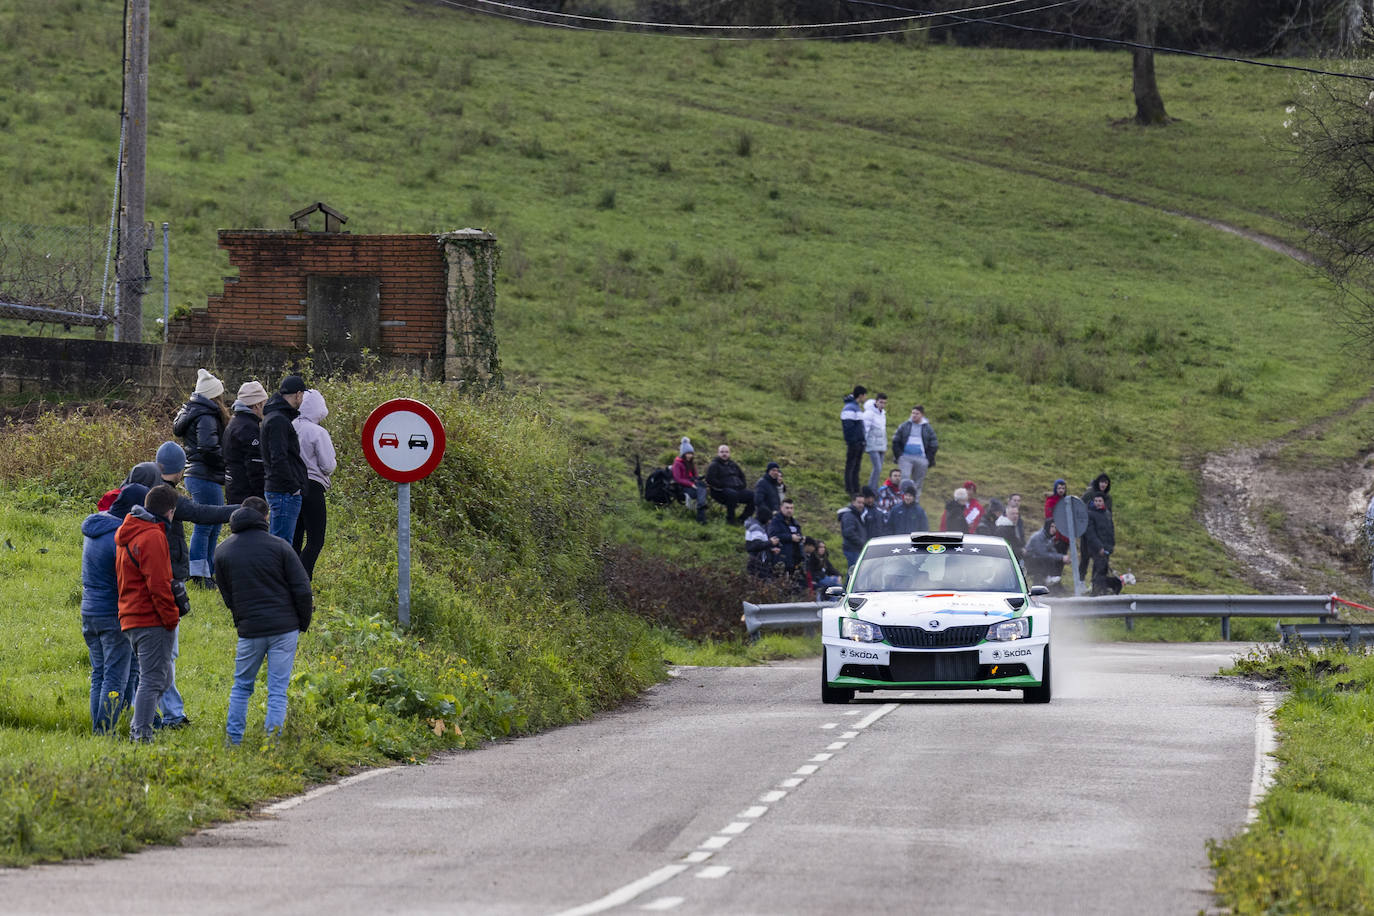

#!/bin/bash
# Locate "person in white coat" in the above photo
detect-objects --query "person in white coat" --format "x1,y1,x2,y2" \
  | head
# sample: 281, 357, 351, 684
862, 393, 888, 493
291, 389, 337, 579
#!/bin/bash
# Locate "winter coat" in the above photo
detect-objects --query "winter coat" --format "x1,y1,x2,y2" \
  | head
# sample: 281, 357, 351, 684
1082, 473, 1114, 513
1083, 503, 1116, 557
838, 505, 870, 554
888, 500, 929, 536
767, 512, 803, 570
941, 500, 969, 533
293, 390, 337, 489
806, 549, 840, 582
80, 512, 124, 620
173, 393, 227, 483
705, 457, 748, 494
124, 463, 237, 580
260, 394, 308, 495
1025, 524, 1067, 566
224, 404, 266, 504
840, 395, 865, 446
670, 456, 702, 490
996, 516, 1025, 559
114, 507, 179, 631
753, 474, 784, 520
891, 419, 938, 466
1044, 479, 1067, 525
862, 399, 887, 452
214, 507, 313, 638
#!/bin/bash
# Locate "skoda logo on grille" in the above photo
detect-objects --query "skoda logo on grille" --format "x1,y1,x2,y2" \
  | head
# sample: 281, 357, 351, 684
927, 620, 940, 628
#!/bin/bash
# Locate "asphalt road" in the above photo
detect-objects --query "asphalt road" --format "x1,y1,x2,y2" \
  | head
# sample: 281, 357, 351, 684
1, 631, 1269, 915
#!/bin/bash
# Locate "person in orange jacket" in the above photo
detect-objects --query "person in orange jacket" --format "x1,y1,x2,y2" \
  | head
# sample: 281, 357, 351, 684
116, 484, 181, 743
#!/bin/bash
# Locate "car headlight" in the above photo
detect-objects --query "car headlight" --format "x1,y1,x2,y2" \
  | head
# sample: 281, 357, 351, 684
841, 618, 884, 642
986, 617, 1030, 641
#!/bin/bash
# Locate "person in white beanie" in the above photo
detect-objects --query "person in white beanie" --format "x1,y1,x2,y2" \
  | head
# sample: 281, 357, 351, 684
291, 389, 337, 579
224, 380, 269, 504
670, 437, 708, 523
172, 368, 229, 588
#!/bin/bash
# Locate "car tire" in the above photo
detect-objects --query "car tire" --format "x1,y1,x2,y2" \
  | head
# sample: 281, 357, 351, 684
821, 649, 854, 704
1023, 647, 1052, 704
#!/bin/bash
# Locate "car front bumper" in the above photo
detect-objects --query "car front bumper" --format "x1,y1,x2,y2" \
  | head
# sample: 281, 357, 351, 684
824, 637, 1049, 689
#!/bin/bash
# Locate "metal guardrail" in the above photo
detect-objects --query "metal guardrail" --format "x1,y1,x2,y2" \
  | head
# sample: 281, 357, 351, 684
743, 593, 1339, 640
1278, 623, 1374, 650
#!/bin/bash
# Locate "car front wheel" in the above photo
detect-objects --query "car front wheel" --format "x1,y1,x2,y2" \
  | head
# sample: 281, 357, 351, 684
1023, 647, 1051, 704
821, 649, 854, 704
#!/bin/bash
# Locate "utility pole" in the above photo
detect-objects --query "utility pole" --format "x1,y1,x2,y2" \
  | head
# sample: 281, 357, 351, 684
116, 0, 148, 342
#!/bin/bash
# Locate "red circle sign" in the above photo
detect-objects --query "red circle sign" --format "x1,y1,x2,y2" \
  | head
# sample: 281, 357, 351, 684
361, 398, 447, 483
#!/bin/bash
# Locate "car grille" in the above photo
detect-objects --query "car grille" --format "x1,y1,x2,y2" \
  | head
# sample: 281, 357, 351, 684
889, 650, 980, 682
884, 624, 986, 649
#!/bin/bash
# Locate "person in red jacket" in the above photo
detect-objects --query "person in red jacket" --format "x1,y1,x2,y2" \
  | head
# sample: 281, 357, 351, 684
116, 484, 181, 743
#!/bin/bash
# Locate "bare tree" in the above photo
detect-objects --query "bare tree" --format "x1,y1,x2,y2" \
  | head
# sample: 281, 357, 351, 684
1286, 69, 1374, 345
1130, 0, 1169, 125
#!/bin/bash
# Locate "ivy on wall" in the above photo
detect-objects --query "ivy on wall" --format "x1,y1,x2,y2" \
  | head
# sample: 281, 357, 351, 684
439, 230, 503, 390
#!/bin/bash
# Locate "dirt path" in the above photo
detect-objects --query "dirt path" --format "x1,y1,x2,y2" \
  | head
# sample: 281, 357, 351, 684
1198, 393, 1374, 598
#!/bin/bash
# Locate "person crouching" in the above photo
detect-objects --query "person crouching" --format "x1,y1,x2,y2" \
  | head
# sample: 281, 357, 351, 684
214, 496, 313, 745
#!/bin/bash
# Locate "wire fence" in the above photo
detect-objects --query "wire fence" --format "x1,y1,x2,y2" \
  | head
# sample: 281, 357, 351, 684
0, 221, 113, 328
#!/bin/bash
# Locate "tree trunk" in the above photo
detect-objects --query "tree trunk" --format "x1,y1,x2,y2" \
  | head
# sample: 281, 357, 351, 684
1131, 1, 1168, 126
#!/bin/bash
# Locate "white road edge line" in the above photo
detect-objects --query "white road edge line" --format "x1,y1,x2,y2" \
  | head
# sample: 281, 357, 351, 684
550, 864, 689, 916
1248, 692, 1280, 823
854, 703, 900, 730
640, 897, 684, 911
264, 766, 399, 813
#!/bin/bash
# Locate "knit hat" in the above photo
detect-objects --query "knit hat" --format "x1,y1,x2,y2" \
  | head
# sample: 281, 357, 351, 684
109, 483, 149, 520
155, 441, 186, 476
963, 480, 977, 492
900, 479, 917, 495
861, 485, 877, 499
766, 461, 780, 472
193, 368, 224, 400
679, 437, 694, 456
280, 374, 307, 395
953, 487, 968, 501
236, 380, 269, 406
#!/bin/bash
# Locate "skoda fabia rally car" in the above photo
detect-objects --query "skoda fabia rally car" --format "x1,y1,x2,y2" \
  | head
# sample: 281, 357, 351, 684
822, 531, 1051, 704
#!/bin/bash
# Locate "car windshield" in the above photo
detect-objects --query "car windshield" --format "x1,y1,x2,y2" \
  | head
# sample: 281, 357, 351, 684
852, 544, 1022, 593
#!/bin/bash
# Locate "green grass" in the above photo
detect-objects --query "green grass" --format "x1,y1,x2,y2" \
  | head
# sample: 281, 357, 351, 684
3, 0, 1366, 594
1212, 644, 1374, 914
0, 376, 667, 864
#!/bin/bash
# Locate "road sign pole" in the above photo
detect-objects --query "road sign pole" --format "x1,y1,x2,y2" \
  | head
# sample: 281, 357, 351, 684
398, 482, 411, 629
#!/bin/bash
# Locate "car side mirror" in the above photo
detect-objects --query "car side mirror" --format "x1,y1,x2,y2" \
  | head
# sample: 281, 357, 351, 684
1030, 585, 1049, 596
824, 586, 845, 600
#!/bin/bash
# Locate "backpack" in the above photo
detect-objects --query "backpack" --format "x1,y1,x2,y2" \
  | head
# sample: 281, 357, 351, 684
643, 467, 676, 506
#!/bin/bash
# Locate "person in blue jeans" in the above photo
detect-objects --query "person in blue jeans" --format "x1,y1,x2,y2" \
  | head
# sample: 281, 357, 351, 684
172, 368, 229, 588
80, 483, 148, 733
214, 497, 313, 745
260, 375, 309, 544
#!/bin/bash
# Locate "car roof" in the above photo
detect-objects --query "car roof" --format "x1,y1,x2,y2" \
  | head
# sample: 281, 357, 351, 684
865, 531, 1009, 549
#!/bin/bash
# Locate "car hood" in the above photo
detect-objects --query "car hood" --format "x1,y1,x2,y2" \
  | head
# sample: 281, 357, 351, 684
847, 590, 1029, 627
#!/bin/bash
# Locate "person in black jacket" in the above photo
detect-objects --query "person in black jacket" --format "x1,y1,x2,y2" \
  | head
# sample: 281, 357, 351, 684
260, 374, 309, 543
173, 369, 230, 587
215, 498, 313, 746
840, 385, 867, 496
753, 462, 785, 522
224, 380, 269, 504
704, 444, 755, 524
1082, 493, 1117, 595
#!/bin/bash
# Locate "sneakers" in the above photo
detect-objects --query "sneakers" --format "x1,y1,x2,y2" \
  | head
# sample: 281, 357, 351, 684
191, 576, 216, 590
156, 716, 192, 730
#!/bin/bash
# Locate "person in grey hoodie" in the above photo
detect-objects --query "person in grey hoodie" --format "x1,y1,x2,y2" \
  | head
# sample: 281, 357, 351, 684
291, 389, 337, 579
862, 393, 888, 493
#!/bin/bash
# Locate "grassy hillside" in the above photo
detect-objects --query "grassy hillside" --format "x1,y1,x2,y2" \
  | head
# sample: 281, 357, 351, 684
2, 0, 1369, 593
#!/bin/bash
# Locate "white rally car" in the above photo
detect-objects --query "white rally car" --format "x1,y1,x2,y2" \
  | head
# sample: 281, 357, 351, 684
821, 531, 1051, 704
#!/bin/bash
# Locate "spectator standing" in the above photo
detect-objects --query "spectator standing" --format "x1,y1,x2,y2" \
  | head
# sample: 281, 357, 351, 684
1025, 519, 1069, 588
216, 497, 314, 745
80, 483, 148, 734
963, 481, 986, 533
940, 487, 971, 533
116, 484, 181, 743
767, 498, 805, 572
838, 492, 870, 567
261, 375, 310, 543
292, 389, 337, 579
862, 393, 888, 493
891, 405, 938, 502
1083, 493, 1117, 594
861, 485, 887, 537
704, 444, 755, 524
224, 381, 269, 504
841, 385, 868, 496
888, 480, 929, 535
173, 369, 229, 588
996, 504, 1025, 561
1044, 478, 1068, 526
876, 467, 904, 513
753, 462, 785, 521
1006, 493, 1026, 544
977, 498, 1005, 536
671, 438, 709, 524
1078, 474, 1114, 584
125, 443, 236, 730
